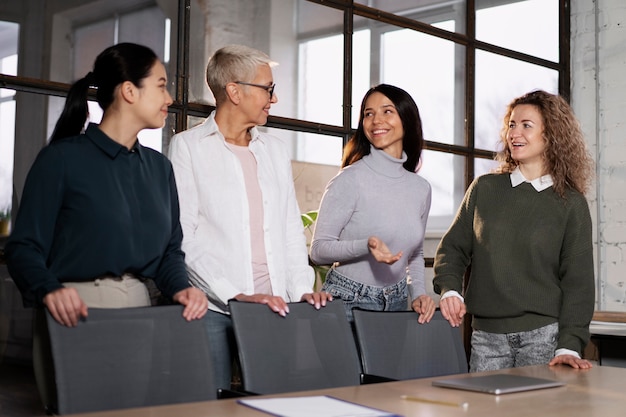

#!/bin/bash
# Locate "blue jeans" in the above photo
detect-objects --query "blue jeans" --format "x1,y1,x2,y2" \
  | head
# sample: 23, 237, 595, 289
321, 268, 408, 322
469, 322, 559, 372
202, 310, 237, 390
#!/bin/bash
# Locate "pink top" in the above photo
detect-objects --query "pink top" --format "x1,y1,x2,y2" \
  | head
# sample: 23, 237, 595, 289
227, 142, 272, 295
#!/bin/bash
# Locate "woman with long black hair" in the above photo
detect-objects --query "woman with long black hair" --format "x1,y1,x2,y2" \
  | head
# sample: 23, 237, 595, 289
311, 84, 435, 323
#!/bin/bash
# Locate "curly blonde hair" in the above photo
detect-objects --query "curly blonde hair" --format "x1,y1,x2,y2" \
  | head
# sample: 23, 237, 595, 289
495, 90, 594, 198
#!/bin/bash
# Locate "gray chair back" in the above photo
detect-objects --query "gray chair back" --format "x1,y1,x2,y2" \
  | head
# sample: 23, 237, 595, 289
353, 309, 468, 380
229, 300, 362, 395
46, 305, 216, 414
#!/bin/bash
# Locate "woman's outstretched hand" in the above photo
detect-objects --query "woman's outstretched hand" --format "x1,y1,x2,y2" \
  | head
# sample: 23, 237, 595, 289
368, 236, 402, 264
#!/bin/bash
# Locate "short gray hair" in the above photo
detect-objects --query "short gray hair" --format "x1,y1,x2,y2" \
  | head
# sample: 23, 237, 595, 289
206, 44, 277, 104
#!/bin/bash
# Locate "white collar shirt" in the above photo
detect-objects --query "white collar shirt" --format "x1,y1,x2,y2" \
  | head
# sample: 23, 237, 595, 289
510, 167, 554, 192
168, 111, 314, 313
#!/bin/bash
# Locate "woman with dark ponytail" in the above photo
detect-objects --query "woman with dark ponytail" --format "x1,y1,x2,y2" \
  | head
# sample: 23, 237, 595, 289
6, 42, 207, 324
6, 42, 208, 412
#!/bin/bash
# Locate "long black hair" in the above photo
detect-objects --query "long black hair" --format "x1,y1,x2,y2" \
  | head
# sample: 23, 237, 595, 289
342, 84, 424, 172
49, 42, 158, 143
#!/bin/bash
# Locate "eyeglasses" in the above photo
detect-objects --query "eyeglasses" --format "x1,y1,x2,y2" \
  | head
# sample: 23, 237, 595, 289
235, 81, 276, 100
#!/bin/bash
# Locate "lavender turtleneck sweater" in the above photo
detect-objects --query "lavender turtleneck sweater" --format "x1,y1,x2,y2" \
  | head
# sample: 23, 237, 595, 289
310, 146, 432, 299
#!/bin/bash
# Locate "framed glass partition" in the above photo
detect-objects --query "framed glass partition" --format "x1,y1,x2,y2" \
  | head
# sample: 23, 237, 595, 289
1, 0, 571, 240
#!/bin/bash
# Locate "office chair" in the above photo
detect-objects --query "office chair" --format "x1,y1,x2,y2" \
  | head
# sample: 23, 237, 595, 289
353, 308, 468, 381
229, 300, 362, 395
46, 305, 217, 414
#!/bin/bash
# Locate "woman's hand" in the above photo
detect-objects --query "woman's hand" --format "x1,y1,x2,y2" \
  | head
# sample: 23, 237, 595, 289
300, 291, 333, 309
439, 294, 466, 327
368, 236, 402, 264
549, 354, 593, 369
43, 287, 88, 327
411, 294, 436, 324
235, 293, 290, 317
173, 287, 208, 321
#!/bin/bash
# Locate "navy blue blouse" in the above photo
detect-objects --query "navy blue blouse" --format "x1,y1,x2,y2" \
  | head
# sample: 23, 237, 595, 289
5, 124, 191, 307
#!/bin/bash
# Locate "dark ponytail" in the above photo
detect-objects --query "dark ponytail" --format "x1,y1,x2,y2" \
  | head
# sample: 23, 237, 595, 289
49, 74, 93, 143
49, 43, 158, 144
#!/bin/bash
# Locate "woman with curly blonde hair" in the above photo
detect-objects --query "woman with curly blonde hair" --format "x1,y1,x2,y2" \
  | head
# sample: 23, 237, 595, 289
495, 90, 594, 197
433, 89, 595, 372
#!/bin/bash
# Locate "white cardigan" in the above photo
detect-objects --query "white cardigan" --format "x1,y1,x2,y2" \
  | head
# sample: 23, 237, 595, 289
168, 111, 314, 313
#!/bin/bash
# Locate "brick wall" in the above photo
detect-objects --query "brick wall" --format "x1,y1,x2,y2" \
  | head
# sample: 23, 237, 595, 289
572, 0, 626, 311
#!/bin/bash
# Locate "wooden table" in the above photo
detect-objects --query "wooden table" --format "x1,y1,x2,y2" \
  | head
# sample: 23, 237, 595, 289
67, 365, 626, 417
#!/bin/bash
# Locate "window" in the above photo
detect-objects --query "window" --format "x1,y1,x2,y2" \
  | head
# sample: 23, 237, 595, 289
476, 0, 559, 62
475, 0, 560, 153
48, 4, 170, 151
290, 0, 563, 233
0, 20, 18, 234
1, 0, 570, 252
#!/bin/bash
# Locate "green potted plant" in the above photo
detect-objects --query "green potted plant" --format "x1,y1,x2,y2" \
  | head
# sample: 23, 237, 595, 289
301, 210, 331, 291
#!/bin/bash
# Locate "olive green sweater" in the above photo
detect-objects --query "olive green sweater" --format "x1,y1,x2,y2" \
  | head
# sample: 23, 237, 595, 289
433, 173, 594, 355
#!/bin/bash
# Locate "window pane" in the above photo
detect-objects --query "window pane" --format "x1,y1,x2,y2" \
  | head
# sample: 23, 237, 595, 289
0, 98, 15, 231
73, 20, 115, 81
258, 127, 343, 166
354, 0, 466, 34
46, 3, 174, 150
188, 0, 345, 124
257, 127, 341, 224
298, 34, 344, 126
475, 50, 558, 152
118, 8, 168, 63
352, 29, 372, 129
477, 0, 559, 62
294, 132, 343, 167
50, 3, 173, 83
419, 150, 465, 233
294, 1, 345, 125
187, 115, 207, 131
188, 0, 213, 105
0, 21, 18, 229
379, 22, 463, 146
297, 0, 344, 35
475, 156, 499, 178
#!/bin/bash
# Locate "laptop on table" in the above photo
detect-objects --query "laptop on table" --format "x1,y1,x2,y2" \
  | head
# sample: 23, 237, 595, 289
432, 374, 565, 395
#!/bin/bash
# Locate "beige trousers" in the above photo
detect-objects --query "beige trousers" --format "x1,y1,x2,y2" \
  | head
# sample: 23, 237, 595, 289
63, 274, 151, 308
